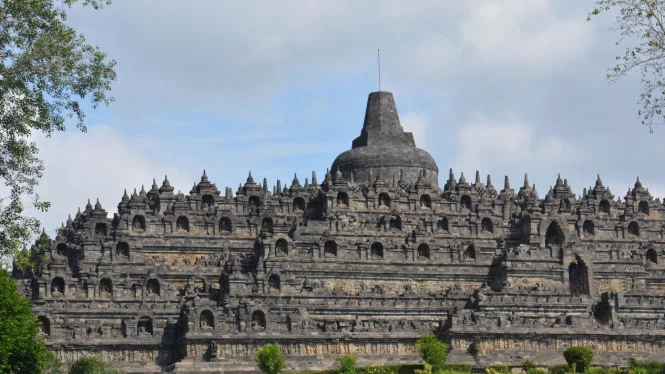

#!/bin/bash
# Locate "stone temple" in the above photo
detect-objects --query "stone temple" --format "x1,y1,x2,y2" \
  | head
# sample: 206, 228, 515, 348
13, 91, 665, 372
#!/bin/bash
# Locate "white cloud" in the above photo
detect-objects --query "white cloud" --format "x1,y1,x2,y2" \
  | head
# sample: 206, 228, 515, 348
460, 0, 593, 70
29, 126, 195, 234
453, 113, 581, 190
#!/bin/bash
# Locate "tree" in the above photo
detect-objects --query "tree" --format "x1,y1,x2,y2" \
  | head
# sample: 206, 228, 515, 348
68, 354, 122, 374
0, 268, 60, 373
0, 0, 116, 261
253, 343, 286, 374
588, 0, 665, 132
416, 333, 448, 372
336, 354, 358, 374
563, 346, 594, 373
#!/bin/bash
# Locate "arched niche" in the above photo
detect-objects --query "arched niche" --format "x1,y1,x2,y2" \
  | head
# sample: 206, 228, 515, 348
569, 255, 590, 296
324, 240, 338, 257
268, 274, 280, 291
481, 218, 493, 233
176, 216, 190, 232
545, 221, 564, 246
336, 191, 349, 207
116, 242, 129, 258
370, 242, 384, 259
464, 245, 476, 260
38, 316, 50, 336
599, 199, 611, 215
248, 195, 261, 213
378, 193, 391, 208
559, 198, 571, 212
202, 194, 214, 210
420, 194, 432, 209
56, 243, 68, 257
261, 218, 273, 233
146, 278, 160, 296
51, 277, 65, 296
389, 216, 402, 230
137, 316, 153, 335
132, 215, 146, 231
417, 243, 430, 260
460, 195, 472, 211
638, 200, 650, 215
293, 197, 306, 212
437, 217, 449, 232
95, 222, 107, 237
275, 238, 288, 255
628, 221, 640, 237
646, 248, 658, 264
99, 278, 113, 297
583, 220, 595, 237
219, 217, 232, 233
251, 310, 267, 331
200, 310, 215, 329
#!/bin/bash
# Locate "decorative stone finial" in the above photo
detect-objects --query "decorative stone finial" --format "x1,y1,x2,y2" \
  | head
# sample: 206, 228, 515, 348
122, 189, 129, 202
459, 172, 467, 185
94, 198, 102, 210
292, 173, 301, 189
524, 173, 529, 188
201, 169, 209, 183
246, 171, 255, 185
263, 178, 268, 192
475, 170, 481, 185
311, 171, 318, 186
635, 177, 643, 189
85, 199, 93, 211
486, 174, 493, 188
276, 180, 282, 193
504, 176, 510, 190
596, 174, 603, 188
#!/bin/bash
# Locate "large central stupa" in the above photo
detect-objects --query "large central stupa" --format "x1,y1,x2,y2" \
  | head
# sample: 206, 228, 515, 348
332, 91, 439, 187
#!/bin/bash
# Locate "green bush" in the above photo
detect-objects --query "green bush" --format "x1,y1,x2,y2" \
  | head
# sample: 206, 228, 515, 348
254, 343, 286, 374
337, 354, 358, 374
550, 364, 570, 374
563, 346, 594, 373
416, 334, 449, 371
629, 359, 665, 374
360, 365, 398, 374
523, 361, 537, 373
438, 364, 472, 373
415, 363, 433, 374
487, 365, 510, 374
68, 354, 121, 374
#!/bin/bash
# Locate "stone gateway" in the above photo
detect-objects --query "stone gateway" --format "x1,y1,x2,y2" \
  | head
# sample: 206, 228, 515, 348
13, 91, 665, 372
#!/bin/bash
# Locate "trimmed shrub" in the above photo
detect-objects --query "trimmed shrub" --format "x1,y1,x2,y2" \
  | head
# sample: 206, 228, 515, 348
438, 363, 473, 373
68, 354, 121, 374
550, 364, 570, 374
487, 365, 510, 374
563, 346, 594, 373
523, 361, 537, 373
415, 363, 433, 374
254, 343, 286, 374
337, 354, 358, 374
416, 334, 449, 371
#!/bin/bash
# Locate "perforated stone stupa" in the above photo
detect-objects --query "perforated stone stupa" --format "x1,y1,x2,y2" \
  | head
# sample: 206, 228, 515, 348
13, 91, 665, 372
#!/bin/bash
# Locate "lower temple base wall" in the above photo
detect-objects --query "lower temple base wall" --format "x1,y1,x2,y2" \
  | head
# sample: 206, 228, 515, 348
46, 336, 665, 372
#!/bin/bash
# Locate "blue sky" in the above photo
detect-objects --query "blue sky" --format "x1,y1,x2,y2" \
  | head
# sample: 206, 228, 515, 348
31, 0, 665, 234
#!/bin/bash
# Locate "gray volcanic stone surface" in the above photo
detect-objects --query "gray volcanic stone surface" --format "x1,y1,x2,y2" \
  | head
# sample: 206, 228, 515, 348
12, 91, 665, 372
